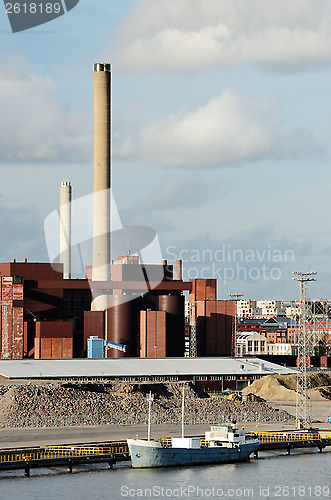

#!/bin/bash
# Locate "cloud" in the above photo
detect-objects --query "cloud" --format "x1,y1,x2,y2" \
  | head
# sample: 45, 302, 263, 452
114, 89, 321, 168
113, 0, 331, 73
145, 175, 219, 210
162, 221, 331, 299
0, 195, 47, 262
0, 61, 92, 163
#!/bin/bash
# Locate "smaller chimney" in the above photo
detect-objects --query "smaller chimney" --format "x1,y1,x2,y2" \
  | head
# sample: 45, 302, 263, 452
176, 259, 182, 281
60, 180, 72, 279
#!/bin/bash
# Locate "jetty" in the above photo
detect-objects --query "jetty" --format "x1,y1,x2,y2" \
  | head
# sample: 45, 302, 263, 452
0, 429, 330, 476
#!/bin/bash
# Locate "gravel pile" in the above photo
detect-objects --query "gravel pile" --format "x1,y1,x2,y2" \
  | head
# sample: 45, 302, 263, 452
0, 381, 295, 428
243, 372, 331, 401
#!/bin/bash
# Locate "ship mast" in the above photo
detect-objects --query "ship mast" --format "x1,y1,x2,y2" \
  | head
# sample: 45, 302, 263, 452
147, 391, 154, 441
181, 385, 185, 438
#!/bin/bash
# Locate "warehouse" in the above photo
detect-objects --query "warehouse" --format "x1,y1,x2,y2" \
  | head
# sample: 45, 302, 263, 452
0, 357, 295, 391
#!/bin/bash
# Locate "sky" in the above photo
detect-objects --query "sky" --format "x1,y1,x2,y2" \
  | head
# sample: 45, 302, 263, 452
0, 0, 331, 301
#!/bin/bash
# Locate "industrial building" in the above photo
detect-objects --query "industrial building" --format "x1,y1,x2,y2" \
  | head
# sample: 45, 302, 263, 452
1, 62, 327, 372
0, 62, 235, 361
0, 357, 295, 391
0, 259, 235, 360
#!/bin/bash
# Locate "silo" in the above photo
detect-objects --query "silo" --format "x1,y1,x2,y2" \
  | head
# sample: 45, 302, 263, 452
143, 293, 159, 311
106, 295, 141, 357
158, 294, 185, 357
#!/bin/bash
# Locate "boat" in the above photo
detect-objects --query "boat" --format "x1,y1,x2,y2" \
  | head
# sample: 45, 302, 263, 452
127, 388, 259, 468
127, 422, 259, 468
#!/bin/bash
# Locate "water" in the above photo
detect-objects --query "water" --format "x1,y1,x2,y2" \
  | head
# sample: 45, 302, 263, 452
0, 449, 330, 500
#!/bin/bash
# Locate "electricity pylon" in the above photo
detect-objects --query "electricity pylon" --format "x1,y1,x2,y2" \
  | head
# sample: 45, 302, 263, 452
292, 271, 316, 429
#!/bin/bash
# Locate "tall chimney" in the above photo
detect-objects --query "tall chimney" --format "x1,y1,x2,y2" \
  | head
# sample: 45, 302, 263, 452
60, 180, 71, 279
91, 63, 111, 311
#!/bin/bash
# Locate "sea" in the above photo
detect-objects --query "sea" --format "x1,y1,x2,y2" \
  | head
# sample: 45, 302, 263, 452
0, 448, 330, 500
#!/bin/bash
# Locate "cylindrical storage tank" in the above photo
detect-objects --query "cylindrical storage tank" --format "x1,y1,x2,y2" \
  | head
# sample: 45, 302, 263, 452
106, 295, 142, 358
143, 293, 159, 311
158, 294, 185, 357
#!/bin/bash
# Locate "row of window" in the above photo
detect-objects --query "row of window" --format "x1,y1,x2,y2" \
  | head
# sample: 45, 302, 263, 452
247, 340, 266, 352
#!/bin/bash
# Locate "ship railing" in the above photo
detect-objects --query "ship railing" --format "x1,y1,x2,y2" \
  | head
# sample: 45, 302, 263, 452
158, 438, 172, 448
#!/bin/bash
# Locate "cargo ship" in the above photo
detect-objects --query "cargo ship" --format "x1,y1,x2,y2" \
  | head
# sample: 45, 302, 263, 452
127, 422, 260, 468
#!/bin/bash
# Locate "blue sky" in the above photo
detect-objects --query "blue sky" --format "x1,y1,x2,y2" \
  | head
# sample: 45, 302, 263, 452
0, 0, 331, 301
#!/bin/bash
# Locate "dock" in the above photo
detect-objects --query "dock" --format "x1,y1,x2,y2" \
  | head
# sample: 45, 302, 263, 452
0, 442, 130, 476
0, 430, 330, 476
250, 429, 331, 456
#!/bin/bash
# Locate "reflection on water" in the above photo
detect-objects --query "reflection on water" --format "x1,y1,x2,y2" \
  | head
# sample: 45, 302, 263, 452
0, 450, 330, 500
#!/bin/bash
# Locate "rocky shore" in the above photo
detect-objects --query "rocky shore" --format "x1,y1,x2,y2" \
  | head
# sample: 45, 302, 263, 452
0, 381, 295, 428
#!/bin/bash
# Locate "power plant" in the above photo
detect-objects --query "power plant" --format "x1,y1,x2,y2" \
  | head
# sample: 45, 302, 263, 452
0, 63, 235, 364
1, 62, 327, 402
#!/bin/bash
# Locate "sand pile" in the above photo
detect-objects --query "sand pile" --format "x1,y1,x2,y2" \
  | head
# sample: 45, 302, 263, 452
242, 372, 331, 401
310, 372, 331, 399
242, 375, 297, 401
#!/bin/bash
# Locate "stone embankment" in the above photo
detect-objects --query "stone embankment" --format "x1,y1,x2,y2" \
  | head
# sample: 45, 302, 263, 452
0, 381, 295, 428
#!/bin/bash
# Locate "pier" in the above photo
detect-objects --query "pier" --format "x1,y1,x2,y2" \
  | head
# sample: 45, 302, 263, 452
0, 430, 330, 476
0, 442, 130, 476
250, 429, 331, 456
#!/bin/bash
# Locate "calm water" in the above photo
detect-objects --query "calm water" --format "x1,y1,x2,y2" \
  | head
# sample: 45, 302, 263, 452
0, 449, 330, 500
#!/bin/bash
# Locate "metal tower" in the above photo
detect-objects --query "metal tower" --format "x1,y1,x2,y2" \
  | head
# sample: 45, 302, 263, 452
228, 294, 243, 357
189, 301, 197, 357
309, 300, 330, 353
292, 271, 316, 429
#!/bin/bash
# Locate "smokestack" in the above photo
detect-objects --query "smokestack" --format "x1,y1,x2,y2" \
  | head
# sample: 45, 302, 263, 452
91, 63, 111, 311
60, 180, 71, 279
176, 259, 182, 281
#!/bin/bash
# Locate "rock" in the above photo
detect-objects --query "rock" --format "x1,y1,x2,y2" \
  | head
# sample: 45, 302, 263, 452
0, 381, 294, 429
